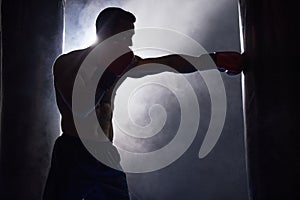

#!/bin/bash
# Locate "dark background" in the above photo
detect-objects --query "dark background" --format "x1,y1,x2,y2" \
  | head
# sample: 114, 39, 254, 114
1, 0, 299, 199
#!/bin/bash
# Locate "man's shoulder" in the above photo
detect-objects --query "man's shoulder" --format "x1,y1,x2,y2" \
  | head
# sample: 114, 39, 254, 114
53, 47, 92, 72
56, 48, 91, 63
53, 47, 94, 84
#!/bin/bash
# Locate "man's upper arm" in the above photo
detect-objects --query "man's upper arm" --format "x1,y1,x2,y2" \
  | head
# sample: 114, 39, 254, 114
53, 54, 75, 111
53, 54, 67, 85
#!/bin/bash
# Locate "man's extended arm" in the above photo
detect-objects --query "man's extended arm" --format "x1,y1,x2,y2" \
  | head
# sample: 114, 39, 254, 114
126, 51, 243, 78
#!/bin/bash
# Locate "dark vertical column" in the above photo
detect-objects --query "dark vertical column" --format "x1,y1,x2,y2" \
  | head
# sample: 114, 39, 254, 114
0, 0, 3, 195
0, 0, 64, 199
241, 0, 299, 199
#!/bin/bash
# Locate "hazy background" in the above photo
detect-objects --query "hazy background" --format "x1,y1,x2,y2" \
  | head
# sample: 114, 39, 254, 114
64, 0, 248, 199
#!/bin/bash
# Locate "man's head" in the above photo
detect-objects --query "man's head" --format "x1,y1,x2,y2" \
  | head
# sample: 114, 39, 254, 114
96, 7, 136, 44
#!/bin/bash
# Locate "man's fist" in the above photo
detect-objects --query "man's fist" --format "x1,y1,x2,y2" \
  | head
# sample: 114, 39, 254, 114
211, 51, 243, 75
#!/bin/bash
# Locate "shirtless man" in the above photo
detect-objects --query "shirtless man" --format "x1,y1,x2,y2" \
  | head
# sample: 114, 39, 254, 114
43, 7, 242, 200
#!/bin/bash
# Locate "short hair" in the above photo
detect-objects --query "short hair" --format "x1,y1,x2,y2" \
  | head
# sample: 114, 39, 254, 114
96, 7, 136, 34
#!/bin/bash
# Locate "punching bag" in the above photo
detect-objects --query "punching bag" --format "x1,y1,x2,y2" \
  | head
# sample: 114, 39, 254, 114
241, 0, 299, 199
1, 0, 64, 199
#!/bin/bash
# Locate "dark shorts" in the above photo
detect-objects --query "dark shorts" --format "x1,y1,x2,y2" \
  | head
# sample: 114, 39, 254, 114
43, 134, 130, 200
